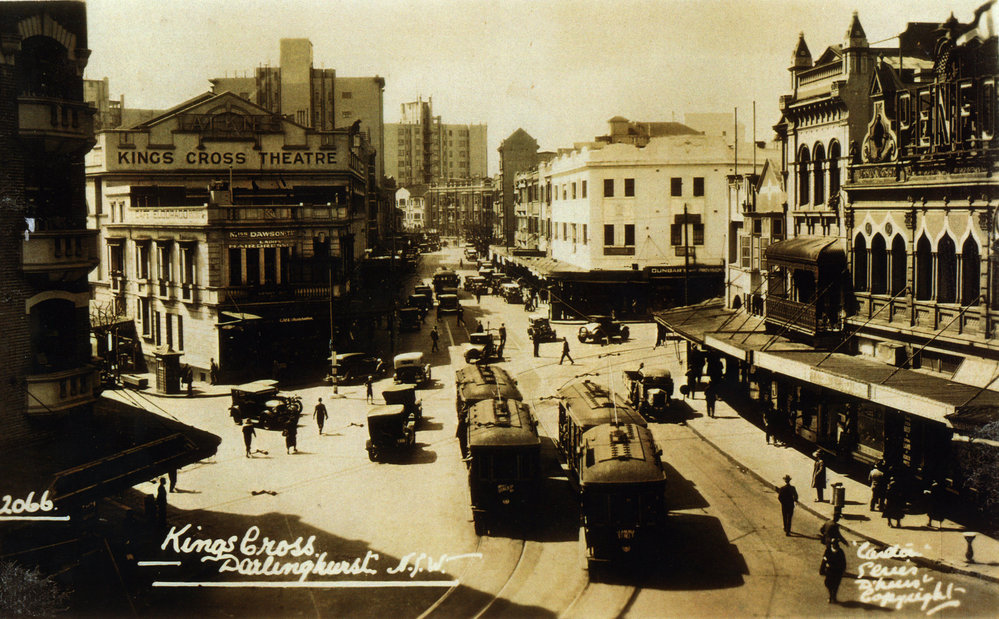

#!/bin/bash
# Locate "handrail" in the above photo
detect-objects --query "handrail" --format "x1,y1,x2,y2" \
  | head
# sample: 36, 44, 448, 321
815, 286, 910, 367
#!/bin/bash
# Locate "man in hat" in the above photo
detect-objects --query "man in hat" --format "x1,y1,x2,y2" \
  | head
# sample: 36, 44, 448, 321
812, 451, 827, 502
777, 474, 799, 535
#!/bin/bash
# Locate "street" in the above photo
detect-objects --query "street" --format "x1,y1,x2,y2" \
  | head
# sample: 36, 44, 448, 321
114, 246, 996, 618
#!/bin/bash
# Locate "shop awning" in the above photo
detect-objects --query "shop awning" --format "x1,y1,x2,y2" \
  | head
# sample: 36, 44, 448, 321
654, 298, 741, 346
0, 397, 220, 508
753, 348, 999, 429
219, 311, 263, 323
765, 236, 844, 268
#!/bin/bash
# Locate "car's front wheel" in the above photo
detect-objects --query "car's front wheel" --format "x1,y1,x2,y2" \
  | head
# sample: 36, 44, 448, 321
621, 326, 630, 340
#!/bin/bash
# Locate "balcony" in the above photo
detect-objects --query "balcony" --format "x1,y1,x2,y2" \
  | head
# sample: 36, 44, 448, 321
224, 284, 339, 304
25, 365, 98, 416
17, 96, 95, 155
22, 229, 99, 281
181, 283, 199, 304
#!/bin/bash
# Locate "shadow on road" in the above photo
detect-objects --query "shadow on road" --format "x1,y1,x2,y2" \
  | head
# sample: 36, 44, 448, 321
663, 462, 709, 511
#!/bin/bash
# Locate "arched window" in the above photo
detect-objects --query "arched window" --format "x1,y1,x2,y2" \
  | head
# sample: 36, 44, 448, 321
962, 236, 981, 305
937, 235, 957, 303
813, 143, 826, 206
29, 298, 77, 372
853, 234, 868, 292
891, 235, 907, 296
870, 234, 887, 294
915, 235, 933, 300
15, 36, 74, 99
828, 141, 842, 195
797, 147, 810, 206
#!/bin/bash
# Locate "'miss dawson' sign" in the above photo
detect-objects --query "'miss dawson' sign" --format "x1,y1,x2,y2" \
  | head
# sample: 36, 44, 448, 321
115, 150, 340, 167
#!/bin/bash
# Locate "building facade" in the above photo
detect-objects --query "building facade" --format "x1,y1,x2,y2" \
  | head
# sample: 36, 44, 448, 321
496, 128, 540, 245
86, 90, 373, 384
424, 177, 495, 238
384, 96, 487, 186
396, 184, 427, 232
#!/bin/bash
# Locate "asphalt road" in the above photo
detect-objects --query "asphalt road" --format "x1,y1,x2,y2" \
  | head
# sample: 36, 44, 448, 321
114, 246, 996, 618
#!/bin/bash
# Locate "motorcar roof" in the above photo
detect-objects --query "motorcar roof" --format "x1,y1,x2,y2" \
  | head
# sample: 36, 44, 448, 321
366, 404, 407, 420
399, 306, 421, 313
439, 293, 459, 300
394, 352, 425, 364
500, 282, 520, 289
232, 379, 280, 393
640, 366, 672, 379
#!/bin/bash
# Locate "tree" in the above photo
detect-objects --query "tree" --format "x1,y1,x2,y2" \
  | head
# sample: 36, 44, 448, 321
0, 561, 70, 616
956, 420, 999, 525
89, 297, 127, 384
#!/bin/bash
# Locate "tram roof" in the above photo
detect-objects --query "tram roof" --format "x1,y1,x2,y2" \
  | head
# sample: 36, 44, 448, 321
468, 399, 541, 448
579, 424, 666, 485
557, 379, 646, 430
456, 365, 523, 403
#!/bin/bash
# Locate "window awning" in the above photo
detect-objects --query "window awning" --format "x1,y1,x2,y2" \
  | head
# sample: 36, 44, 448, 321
765, 236, 844, 267
0, 397, 220, 508
219, 311, 263, 323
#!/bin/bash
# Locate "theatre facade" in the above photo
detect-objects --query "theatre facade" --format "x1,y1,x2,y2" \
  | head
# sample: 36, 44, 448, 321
87, 91, 373, 384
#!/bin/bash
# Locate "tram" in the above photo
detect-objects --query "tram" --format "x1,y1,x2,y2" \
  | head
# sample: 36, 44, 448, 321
455, 364, 524, 457
555, 379, 646, 479
577, 423, 667, 565
464, 398, 542, 534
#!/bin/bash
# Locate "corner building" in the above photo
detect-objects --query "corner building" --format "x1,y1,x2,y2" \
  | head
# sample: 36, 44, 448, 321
87, 91, 373, 384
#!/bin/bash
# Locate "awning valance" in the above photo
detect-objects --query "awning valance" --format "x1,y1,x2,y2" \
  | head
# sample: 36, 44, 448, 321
765, 236, 845, 267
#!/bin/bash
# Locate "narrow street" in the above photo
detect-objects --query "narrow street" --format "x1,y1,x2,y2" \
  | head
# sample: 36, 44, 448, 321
112, 246, 996, 618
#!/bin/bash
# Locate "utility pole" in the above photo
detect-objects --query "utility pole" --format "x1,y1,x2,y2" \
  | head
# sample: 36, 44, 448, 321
683, 202, 690, 307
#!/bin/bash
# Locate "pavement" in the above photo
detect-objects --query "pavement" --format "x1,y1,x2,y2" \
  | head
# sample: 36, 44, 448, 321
672, 383, 999, 584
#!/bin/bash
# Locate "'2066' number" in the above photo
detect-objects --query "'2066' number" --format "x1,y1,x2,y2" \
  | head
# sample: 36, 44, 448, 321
0, 491, 55, 515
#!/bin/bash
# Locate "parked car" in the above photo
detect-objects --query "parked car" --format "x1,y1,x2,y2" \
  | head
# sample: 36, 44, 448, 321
382, 385, 423, 422
393, 352, 432, 386
578, 315, 630, 344
365, 404, 416, 461
464, 331, 500, 364
407, 293, 433, 316
329, 352, 386, 385
464, 275, 489, 296
398, 307, 423, 332
229, 380, 303, 429
414, 284, 433, 299
499, 282, 523, 304
526, 316, 558, 342
464, 247, 478, 261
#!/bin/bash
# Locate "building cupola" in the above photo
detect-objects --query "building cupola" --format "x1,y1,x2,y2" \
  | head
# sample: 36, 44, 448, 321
844, 11, 869, 50
843, 11, 870, 74
791, 32, 813, 70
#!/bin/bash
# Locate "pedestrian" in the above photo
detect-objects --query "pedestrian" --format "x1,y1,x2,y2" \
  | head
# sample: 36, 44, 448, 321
868, 460, 886, 511
475, 321, 484, 333
762, 403, 774, 445
156, 478, 167, 529
314, 397, 328, 435
820, 513, 845, 546
499, 323, 507, 347
532, 333, 540, 357
283, 419, 298, 454
812, 451, 827, 502
365, 375, 374, 403
456, 306, 465, 326
184, 365, 194, 397
476, 291, 482, 304
925, 479, 946, 528
820, 540, 847, 604
210, 358, 219, 385
705, 381, 717, 418
882, 476, 905, 528
685, 366, 697, 400
242, 419, 256, 457
167, 468, 177, 493
430, 326, 440, 352
777, 474, 798, 535
559, 338, 574, 365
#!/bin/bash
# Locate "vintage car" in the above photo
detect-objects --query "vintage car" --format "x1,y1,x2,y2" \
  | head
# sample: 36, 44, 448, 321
499, 282, 523, 304
464, 331, 500, 364
623, 365, 674, 419
393, 352, 432, 386
526, 316, 558, 342
329, 352, 385, 385
477, 267, 495, 284
464, 247, 478, 261
382, 385, 423, 423
578, 315, 630, 344
464, 275, 489, 296
229, 380, 303, 429
432, 269, 460, 294
365, 404, 416, 461
437, 293, 461, 317
398, 307, 423, 332
414, 284, 433, 299
407, 293, 433, 316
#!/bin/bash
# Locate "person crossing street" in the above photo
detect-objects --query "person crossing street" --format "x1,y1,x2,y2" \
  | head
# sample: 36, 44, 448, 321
559, 337, 574, 365
430, 326, 440, 352
314, 398, 328, 435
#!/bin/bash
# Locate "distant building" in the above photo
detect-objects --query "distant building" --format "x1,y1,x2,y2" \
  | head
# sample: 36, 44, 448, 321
685, 112, 745, 146
496, 128, 540, 245
396, 185, 428, 231
425, 178, 495, 238
384, 96, 487, 186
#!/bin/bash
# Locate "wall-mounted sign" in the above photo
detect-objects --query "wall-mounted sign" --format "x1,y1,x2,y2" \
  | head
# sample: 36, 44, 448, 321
116, 150, 339, 167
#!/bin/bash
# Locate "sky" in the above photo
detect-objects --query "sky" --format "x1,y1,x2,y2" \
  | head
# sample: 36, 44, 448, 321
81, 0, 989, 175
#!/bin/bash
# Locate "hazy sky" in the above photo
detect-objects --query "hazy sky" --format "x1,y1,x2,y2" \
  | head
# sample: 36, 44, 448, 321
83, 0, 987, 174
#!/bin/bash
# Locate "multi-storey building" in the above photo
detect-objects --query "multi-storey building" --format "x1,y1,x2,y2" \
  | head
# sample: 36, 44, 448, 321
496, 128, 540, 245
86, 90, 373, 384
425, 177, 495, 238
513, 152, 555, 252
396, 184, 427, 232
1, 0, 217, 509
384, 96, 487, 186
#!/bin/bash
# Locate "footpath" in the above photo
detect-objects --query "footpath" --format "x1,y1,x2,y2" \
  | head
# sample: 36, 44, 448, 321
678, 387, 999, 584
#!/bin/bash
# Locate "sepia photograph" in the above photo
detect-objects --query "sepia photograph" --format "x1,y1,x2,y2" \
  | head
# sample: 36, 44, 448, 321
0, 0, 997, 616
